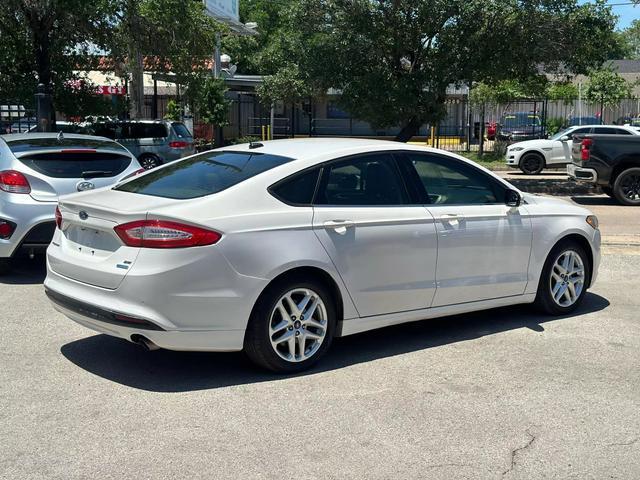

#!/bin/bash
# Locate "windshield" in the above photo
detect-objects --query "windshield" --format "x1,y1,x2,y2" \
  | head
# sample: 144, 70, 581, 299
115, 151, 294, 199
501, 113, 541, 128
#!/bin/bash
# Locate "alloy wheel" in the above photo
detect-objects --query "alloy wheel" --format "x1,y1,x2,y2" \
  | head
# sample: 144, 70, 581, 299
550, 250, 585, 307
269, 288, 328, 363
619, 173, 640, 202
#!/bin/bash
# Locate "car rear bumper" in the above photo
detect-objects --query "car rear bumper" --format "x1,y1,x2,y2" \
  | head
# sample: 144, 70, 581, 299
567, 163, 597, 183
0, 194, 56, 258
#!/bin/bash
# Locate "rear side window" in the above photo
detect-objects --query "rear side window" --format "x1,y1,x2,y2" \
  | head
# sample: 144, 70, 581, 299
120, 123, 168, 139
172, 123, 192, 138
18, 152, 132, 179
270, 169, 321, 205
116, 151, 294, 199
593, 127, 619, 135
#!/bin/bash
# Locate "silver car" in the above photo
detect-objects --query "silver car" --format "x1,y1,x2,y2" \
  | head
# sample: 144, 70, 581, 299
0, 133, 143, 274
90, 120, 195, 169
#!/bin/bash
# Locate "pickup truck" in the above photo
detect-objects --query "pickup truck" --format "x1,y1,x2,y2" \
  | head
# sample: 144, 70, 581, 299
568, 134, 640, 205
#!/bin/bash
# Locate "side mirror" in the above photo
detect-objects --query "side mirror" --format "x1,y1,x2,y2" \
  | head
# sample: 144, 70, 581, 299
560, 135, 570, 142
505, 189, 522, 207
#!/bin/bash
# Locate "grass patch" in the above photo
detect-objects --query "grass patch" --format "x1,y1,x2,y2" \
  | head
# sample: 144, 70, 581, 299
456, 151, 508, 171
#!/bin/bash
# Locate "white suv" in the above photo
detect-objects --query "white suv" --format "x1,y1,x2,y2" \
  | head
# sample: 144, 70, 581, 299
505, 124, 640, 174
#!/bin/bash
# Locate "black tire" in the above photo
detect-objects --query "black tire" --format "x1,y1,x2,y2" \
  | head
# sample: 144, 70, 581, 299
0, 258, 12, 276
612, 167, 640, 206
534, 240, 591, 315
519, 153, 545, 175
244, 276, 337, 373
139, 154, 163, 170
601, 186, 614, 197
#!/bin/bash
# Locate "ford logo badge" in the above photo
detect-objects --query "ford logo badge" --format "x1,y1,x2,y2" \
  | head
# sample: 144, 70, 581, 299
79, 211, 89, 220
77, 181, 95, 192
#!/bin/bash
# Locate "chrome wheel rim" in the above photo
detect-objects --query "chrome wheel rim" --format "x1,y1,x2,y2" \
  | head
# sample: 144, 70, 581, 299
269, 288, 328, 363
141, 157, 158, 169
550, 250, 585, 307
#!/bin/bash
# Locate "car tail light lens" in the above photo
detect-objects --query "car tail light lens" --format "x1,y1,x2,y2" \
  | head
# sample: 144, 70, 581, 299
0, 170, 31, 194
169, 141, 191, 149
114, 220, 221, 248
581, 138, 593, 162
55, 206, 62, 229
0, 220, 16, 239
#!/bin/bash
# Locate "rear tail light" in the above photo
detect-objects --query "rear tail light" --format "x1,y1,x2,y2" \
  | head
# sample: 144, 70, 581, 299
169, 141, 191, 149
0, 170, 31, 194
0, 220, 16, 239
580, 138, 593, 162
114, 220, 221, 248
55, 206, 62, 229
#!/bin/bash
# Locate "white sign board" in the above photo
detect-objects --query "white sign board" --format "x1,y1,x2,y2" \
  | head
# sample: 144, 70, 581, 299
205, 0, 239, 22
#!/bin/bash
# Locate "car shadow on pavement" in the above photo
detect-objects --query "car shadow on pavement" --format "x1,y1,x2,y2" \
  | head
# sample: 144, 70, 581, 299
0, 256, 46, 285
60, 292, 609, 393
571, 196, 618, 206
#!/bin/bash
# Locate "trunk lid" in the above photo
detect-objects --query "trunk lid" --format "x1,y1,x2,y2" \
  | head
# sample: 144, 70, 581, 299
49, 189, 174, 289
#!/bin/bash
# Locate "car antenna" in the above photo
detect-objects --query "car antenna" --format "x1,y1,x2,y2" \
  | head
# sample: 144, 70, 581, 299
249, 141, 264, 149
57, 130, 64, 142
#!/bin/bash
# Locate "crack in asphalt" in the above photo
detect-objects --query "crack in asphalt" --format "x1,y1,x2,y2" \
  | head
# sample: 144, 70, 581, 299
607, 437, 638, 447
502, 429, 537, 478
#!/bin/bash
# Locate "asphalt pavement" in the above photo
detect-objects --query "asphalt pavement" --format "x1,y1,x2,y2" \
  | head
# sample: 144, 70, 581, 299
1, 248, 639, 479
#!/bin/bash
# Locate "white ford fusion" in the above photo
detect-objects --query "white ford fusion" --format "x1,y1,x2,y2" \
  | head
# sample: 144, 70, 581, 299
45, 138, 601, 372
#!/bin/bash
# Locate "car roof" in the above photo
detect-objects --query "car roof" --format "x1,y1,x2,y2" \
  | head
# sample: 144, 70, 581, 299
222, 137, 436, 161
1, 132, 115, 143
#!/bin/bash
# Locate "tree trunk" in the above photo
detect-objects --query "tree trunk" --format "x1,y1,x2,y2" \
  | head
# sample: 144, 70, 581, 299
394, 117, 422, 142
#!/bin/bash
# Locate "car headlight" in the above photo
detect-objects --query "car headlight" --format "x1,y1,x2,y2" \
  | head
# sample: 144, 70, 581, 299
586, 215, 599, 230
509, 146, 524, 152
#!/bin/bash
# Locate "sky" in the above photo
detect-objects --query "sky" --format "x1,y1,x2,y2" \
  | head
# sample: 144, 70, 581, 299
578, 0, 639, 30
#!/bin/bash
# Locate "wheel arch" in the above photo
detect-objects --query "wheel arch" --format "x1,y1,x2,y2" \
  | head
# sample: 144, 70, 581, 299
520, 149, 547, 164
610, 157, 640, 186
248, 265, 346, 334
548, 233, 595, 288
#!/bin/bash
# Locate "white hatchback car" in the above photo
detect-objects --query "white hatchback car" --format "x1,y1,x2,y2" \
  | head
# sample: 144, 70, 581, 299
505, 124, 640, 174
45, 139, 601, 372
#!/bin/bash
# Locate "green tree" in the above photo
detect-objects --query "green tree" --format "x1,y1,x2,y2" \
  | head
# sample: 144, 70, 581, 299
619, 20, 640, 60
263, 0, 621, 141
0, 0, 113, 115
193, 76, 230, 127
585, 67, 632, 118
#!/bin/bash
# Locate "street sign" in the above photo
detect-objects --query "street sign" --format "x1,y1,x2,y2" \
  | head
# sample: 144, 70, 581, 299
204, 0, 239, 22
97, 86, 127, 96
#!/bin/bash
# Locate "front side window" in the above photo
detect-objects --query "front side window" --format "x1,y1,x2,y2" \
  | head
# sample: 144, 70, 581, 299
116, 151, 293, 199
407, 153, 504, 205
315, 154, 408, 206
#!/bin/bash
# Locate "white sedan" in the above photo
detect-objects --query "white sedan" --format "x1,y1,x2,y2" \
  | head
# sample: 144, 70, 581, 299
505, 124, 640, 174
45, 139, 601, 372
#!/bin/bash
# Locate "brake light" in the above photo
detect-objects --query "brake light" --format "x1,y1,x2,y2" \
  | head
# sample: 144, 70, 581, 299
0, 170, 31, 194
581, 138, 593, 162
0, 220, 16, 239
55, 206, 62, 229
114, 220, 221, 248
169, 141, 191, 149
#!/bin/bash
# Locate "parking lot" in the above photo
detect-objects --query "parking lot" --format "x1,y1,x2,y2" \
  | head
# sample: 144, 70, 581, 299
1, 200, 639, 479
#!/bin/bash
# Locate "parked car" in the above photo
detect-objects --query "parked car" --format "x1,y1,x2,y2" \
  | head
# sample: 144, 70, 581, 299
45, 138, 600, 372
497, 112, 544, 141
8, 117, 37, 134
0, 133, 144, 274
28, 121, 88, 134
569, 133, 640, 205
614, 115, 640, 127
506, 124, 640, 174
568, 116, 601, 127
88, 120, 195, 169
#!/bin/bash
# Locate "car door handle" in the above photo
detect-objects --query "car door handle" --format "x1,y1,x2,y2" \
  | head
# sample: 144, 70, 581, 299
440, 214, 464, 225
323, 220, 355, 234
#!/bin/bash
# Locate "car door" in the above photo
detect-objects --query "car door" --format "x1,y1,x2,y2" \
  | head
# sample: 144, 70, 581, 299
401, 152, 532, 307
551, 127, 591, 164
312, 152, 438, 317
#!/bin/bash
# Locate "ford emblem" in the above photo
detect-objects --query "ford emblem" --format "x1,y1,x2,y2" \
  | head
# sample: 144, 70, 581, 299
77, 181, 95, 192
79, 211, 89, 220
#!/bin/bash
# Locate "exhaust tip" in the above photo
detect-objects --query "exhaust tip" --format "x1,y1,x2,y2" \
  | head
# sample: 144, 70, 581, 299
131, 334, 160, 351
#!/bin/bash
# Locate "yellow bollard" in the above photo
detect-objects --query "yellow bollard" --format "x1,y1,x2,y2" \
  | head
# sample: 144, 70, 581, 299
429, 126, 435, 147
267, 124, 272, 140
261, 125, 266, 141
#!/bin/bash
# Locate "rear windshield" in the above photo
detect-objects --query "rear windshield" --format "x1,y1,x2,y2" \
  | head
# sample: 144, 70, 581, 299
115, 151, 294, 199
6, 137, 127, 154
18, 152, 132, 179
172, 122, 192, 138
